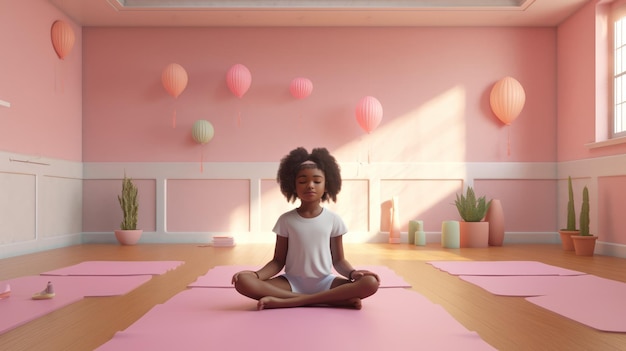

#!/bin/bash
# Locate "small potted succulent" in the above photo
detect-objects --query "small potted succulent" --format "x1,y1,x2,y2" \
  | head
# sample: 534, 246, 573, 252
558, 176, 579, 251
571, 186, 598, 256
454, 186, 492, 248
114, 175, 142, 245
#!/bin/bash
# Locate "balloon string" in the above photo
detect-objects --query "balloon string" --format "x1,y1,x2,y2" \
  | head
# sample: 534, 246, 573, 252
200, 147, 204, 173
507, 126, 511, 157
237, 110, 241, 128
55, 61, 65, 94
60, 62, 65, 93
172, 109, 177, 129
54, 61, 58, 92
367, 133, 372, 164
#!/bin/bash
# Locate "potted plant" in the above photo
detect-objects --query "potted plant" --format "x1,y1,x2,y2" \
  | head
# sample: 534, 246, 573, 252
558, 176, 579, 251
572, 186, 598, 256
454, 186, 492, 248
114, 175, 142, 245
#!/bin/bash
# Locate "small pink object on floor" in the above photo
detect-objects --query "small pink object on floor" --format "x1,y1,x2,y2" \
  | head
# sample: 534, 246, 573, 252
0, 284, 10, 299
32, 281, 55, 300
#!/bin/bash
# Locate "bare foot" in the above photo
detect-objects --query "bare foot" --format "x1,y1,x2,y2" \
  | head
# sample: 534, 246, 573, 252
257, 296, 287, 310
257, 296, 362, 310
343, 297, 362, 310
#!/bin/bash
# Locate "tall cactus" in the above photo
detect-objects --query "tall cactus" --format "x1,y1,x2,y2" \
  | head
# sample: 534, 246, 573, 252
565, 176, 577, 230
118, 176, 138, 230
579, 186, 590, 236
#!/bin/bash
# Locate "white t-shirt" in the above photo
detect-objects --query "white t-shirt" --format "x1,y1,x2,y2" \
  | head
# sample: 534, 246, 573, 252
273, 208, 347, 278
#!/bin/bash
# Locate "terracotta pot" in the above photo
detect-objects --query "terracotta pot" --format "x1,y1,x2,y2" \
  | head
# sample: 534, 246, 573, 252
558, 230, 579, 251
485, 199, 505, 246
459, 221, 489, 248
572, 235, 597, 256
114, 229, 143, 245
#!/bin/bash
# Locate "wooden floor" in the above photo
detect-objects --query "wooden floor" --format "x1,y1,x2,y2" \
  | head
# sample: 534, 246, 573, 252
1, 243, 626, 350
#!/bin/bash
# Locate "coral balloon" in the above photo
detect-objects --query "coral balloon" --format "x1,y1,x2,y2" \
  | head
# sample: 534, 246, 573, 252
51, 20, 75, 60
355, 96, 383, 134
192, 120, 214, 144
162, 63, 188, 98
490, 76, 526, 125
290, 77, 313, 99
226, 64, 252, 98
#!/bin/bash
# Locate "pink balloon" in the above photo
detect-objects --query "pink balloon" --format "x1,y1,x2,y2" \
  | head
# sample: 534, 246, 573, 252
161, 63, 188, 98
490, 76, 526, 125
355, 96, 383, 133
290, 77, 313, 99
226, 64, 252, 98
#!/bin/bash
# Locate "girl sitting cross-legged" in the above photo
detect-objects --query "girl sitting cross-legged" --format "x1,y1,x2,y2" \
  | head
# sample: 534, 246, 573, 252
231, 147, 380, 310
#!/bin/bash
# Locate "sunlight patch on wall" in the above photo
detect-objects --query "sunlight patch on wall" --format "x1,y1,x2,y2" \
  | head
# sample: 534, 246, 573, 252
356, 85, 468, 164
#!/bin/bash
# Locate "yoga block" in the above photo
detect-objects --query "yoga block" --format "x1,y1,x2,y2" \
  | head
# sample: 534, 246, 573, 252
414, 230, 426, 246
441, 220, 460, 248
408, 220, 424, 245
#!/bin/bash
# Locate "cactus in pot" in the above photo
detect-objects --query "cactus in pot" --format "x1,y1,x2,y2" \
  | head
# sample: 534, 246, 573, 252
558, 176, 579, 251
118, 175, 138, 230
572, 186, 597, 256
579, 186, 590, 237
565, 176, 577, 231
454, 186, 491, 248
114, 175, 142, 245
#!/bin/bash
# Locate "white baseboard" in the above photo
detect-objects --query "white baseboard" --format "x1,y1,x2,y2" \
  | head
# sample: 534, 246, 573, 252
596, 241, 626, 258
376, 231, 560, 245
5, 232, 623, 259
0, 234, 82, 259
82, 231, 563, 246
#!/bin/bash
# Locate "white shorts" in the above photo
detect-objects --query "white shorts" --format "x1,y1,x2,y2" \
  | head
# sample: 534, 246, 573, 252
282, 274, 336, 294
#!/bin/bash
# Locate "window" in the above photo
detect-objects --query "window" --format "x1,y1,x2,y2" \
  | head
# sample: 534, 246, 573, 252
613, 7, 626, 137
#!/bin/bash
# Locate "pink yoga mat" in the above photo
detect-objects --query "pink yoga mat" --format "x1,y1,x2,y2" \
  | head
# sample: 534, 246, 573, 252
188, 265, 411, 288
428, 261, 584, 276
459, 275, 582, 297
526, 275, 626, 332
41, 261, 184, 276
96, 288, 495, 351
0, 275, 151, 335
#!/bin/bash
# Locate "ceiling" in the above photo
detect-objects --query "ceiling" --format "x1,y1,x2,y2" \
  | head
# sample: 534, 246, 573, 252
49, 0, 591, 27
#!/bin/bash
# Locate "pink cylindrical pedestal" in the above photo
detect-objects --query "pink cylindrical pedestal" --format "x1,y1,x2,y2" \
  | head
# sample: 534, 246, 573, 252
389, 196, 401, 243
485, 199, 505, 246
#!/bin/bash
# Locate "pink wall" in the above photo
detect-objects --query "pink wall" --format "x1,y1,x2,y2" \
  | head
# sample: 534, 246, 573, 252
599, 175, 626, 245
166, 179, 250, 232
82, 27, 557, 163
0, 1, 82, 161
557, 0, 626, 161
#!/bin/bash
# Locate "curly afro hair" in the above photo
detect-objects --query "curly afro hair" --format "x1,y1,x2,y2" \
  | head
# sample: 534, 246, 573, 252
277, 147, 342, 203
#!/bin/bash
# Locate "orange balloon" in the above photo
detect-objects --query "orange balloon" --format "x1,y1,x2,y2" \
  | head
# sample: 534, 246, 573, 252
161, 63, 188, 98
489, 76, 526, 125
51, 20, 75, 60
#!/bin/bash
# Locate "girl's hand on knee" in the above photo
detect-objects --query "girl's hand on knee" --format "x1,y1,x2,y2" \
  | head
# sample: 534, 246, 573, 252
352, 270, 380, 283
231, 270, 259, 284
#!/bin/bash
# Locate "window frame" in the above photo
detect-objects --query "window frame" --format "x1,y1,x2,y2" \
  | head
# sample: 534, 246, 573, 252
611, 4, 626, 138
